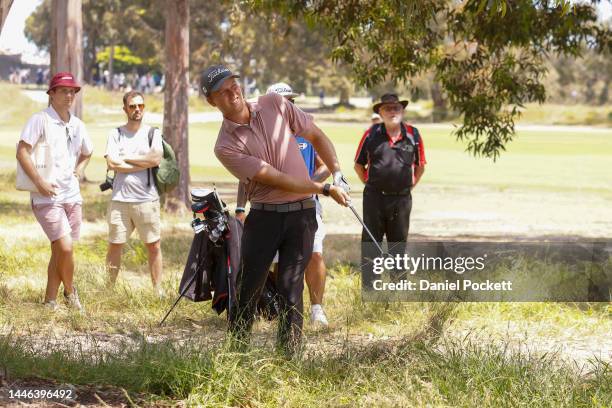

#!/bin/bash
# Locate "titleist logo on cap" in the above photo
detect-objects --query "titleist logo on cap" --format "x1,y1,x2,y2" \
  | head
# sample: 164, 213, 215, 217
208, 67, 230, 81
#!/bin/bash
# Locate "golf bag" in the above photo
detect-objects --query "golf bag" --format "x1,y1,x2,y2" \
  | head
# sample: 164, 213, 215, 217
178, 215, 241, 314
177, 188, 280, 320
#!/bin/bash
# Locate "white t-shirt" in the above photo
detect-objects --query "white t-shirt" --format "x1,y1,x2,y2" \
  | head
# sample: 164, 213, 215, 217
19, 106, 93, 205
104, 124, 163, 203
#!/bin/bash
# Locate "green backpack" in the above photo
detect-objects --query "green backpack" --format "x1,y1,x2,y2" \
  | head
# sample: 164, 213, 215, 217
148, 127, 180, 195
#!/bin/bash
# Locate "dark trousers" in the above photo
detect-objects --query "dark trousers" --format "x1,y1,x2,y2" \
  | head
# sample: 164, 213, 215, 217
361, 186, 412, 287
229, 207, 317, 354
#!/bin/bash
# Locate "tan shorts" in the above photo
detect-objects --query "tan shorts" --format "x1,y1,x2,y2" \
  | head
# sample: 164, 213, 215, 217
107, 200, 161, 244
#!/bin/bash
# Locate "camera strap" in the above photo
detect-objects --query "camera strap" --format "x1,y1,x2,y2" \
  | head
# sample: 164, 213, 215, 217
147, 127, 157, 188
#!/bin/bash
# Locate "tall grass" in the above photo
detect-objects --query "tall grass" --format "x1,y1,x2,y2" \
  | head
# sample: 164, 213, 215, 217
0, 331, 609, 407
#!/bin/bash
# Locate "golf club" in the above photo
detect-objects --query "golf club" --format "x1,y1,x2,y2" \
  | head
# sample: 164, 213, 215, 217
348, 203, 387, 257
159, 272, 197, 326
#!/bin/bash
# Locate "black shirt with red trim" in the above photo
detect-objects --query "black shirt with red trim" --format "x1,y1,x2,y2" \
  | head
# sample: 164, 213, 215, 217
354, 123, 426, 192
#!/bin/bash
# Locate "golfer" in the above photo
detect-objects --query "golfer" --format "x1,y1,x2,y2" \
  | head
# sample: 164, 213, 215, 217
203, 65, 350, 354
236, 82, 332, 327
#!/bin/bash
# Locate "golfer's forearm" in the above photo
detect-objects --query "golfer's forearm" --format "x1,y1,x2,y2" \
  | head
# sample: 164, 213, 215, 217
303, 124, 341, 174
253, 164, 323, 194
354, 163, 367, 184
311, 156, 330, 182
236, 182, 247, 208
16, 145, 44, 186
312, 168, 331, 183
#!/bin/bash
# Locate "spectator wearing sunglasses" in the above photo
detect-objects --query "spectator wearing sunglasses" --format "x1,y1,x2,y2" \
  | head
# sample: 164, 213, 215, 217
104, 91, 164, 295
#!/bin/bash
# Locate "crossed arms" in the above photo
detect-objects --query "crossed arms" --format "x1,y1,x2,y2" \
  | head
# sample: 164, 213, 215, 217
105, 149, 162, 173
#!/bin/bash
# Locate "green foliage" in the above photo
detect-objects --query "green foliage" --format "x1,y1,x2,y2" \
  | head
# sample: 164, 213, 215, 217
96, 45, 154, 72
23, 0, 50, 51
24, 0, 164, 78
248, 0, 611, 159
191, 3, 353, 97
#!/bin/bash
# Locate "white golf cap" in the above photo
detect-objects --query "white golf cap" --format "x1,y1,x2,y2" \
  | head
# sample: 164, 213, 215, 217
266, 82, 299, 98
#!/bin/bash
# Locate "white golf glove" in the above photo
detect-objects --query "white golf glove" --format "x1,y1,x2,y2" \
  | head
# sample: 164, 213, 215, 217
333, 171, 350, 194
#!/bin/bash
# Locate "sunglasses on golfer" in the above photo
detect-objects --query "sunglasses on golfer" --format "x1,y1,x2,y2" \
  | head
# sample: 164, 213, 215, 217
127, 103, 145, 111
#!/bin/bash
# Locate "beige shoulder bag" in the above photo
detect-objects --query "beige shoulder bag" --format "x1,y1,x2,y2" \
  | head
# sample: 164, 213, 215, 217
16, 112, 54, 192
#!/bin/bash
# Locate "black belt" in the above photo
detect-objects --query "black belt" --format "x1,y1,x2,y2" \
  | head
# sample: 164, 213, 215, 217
366, 185, 411, 196
381, 190, 410, 196
251, 198, 316, 212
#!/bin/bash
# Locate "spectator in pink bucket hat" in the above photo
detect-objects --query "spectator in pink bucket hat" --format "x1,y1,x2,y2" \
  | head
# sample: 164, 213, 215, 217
16, 71, 92, 312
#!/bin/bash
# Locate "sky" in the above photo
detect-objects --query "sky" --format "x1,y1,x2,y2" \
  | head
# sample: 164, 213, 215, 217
0, 0, 46, 64
1, 0, 611, 66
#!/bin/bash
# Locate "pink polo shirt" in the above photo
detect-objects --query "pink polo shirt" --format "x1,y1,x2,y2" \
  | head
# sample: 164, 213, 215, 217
214, 93, 314, 204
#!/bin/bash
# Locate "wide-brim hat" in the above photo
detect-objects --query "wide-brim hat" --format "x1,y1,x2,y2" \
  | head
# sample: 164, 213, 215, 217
373, 93, 408, 114
47, 72, 81, 94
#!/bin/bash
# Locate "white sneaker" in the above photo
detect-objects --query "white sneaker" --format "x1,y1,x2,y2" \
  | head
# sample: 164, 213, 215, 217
43, 300, 59, 311
310, 304, 329, 327
155, 286, 165, 299
64, 287, 83, 312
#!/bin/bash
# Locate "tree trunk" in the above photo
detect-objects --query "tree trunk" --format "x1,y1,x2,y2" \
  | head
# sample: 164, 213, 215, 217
430, 81, 447, 122
50, 0, 83, 119
163, 0, 190, 212
84, 32, 98, 84
339, 86, 350, 106
0, 0, 14, 34
107, 41, 114, 90
598, 80, 609, 105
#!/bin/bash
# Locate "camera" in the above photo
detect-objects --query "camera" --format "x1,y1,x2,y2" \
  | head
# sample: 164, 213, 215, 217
190, 187, 229, 242
99, 173, 114, 192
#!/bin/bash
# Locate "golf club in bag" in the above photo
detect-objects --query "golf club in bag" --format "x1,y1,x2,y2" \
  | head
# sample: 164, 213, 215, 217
160, 187, 235, 326
159, 187, 282, 326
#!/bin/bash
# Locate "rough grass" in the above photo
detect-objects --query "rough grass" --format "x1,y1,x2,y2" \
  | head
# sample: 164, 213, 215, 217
1, 205, 610, 405
1, 329, 610, 407
0, 82, 610, 406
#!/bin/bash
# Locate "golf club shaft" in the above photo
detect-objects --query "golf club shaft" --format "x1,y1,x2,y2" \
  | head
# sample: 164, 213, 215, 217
348, 203, 385, 256
159, 272, 197, 326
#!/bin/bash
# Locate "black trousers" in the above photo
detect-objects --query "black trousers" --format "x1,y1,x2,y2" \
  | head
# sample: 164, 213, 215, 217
229, 207, 317, 353
361, 186, 412, 287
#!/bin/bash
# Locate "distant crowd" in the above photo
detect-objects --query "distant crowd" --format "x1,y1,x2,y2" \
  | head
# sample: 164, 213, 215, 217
5, 66, 166, 95
92, 69, 164, 93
